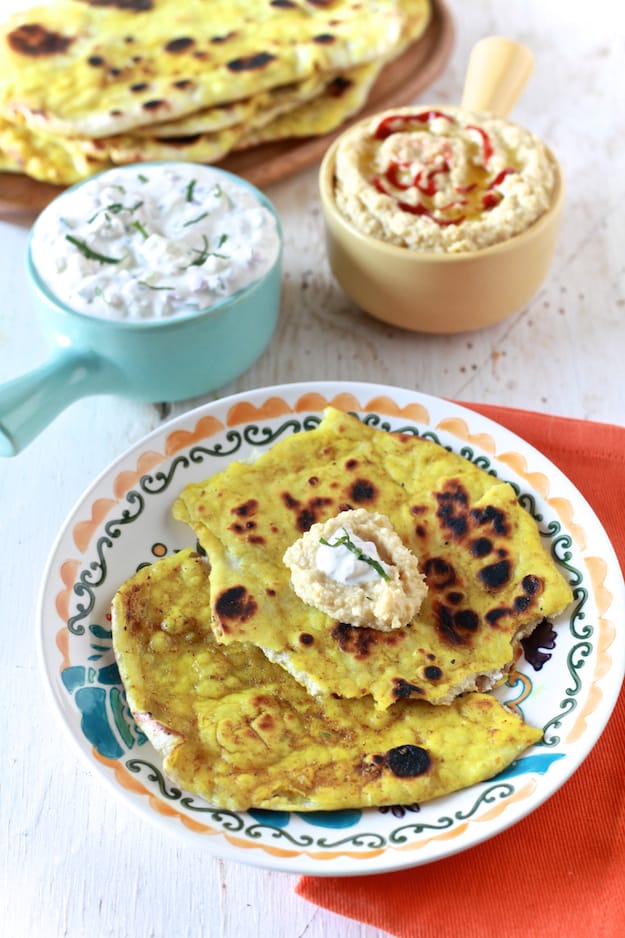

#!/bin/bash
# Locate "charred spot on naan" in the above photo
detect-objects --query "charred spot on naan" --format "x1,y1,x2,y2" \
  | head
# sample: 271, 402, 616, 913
173, 408, 572, 710
6, 22, 75, 57
111, 549, 543, 811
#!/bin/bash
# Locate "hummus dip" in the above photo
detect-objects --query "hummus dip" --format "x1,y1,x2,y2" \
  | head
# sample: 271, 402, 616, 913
333, 106, 558, 254
283, 508, 427, 631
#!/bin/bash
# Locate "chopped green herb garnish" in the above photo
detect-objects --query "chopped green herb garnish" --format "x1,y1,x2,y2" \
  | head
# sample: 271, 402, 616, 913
183, 211, 209, 227
132, 219, 149, 239
209, 233, 229, 258
185, 179, 197, 202
87, 205, 115, 224
87, 200, 144, 224
188, 234, 210, 266
187, 232, 230, 267
94, 286, 112, 305
65, 234, 123, 264
320, 530, 390, 581
212, 183, 223, 198
138, 281, 175, 290
137, 173, 149, 183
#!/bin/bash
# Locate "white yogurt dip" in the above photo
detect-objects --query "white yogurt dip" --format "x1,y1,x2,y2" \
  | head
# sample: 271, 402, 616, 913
30, 163, 281, 321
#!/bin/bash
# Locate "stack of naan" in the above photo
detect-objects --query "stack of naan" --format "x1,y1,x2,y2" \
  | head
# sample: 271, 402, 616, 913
0, 0, 431, 185
111, 409, 572, 812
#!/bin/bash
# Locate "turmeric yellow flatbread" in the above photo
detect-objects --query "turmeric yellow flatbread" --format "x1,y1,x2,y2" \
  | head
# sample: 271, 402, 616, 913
0, 115, 109, 183
173, 407, 572, 710
111, 548, 542, 812
133, 73, 331, 138
235, 61, 383, 148
0, 0, 424, 138
0, 0, 431, 183
0, 62, 382, 184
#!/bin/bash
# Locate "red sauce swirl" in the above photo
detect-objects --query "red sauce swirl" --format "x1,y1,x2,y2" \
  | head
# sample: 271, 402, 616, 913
370, 111, 517, 227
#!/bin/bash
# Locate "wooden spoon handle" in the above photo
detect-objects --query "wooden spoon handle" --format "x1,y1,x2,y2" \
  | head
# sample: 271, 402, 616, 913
461, 36, 534, 117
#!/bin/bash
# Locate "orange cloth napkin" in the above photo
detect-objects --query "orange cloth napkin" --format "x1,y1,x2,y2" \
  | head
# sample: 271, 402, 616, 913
297, 403, 625, 938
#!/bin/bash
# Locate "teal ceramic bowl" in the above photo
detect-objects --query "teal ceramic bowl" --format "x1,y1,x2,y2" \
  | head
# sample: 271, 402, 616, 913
0, 163, 283, 457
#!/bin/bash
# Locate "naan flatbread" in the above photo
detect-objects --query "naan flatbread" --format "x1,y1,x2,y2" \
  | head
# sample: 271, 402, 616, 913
235, 0, 431, 147
0, 0, 431, 183
173, 408, 572, 710
111, 548, 542, 811
134, 73, 331, 138
0, 114, 110, 183
235, 61, 383, 148
0, 61, 383, 184
0, 0, 410, 138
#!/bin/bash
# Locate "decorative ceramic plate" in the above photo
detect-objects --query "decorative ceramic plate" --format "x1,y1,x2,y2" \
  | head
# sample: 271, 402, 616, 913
38, 382, 625, 876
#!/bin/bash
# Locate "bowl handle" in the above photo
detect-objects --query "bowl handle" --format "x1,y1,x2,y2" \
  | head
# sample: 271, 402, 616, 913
461, 36, 534, 117
0, 349, 121, 456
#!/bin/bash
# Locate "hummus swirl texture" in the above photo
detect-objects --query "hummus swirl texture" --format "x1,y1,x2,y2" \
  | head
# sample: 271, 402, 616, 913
333, 106, 558, 253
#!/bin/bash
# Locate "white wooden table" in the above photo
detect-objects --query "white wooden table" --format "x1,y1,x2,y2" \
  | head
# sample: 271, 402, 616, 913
1, 2, 624, 936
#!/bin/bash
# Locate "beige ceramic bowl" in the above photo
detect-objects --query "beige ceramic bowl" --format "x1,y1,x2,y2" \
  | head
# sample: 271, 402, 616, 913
318, 37, 565, 333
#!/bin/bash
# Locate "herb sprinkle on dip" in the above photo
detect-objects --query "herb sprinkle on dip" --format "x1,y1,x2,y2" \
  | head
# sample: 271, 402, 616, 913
30, 163, 281, 321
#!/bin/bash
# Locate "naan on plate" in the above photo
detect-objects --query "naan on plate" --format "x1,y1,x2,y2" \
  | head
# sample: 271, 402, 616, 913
173, 408, 572, 710
111, 548, 542, 812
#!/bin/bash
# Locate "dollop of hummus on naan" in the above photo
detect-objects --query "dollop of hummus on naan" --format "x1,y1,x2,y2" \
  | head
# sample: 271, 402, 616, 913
283, 508, 427, 631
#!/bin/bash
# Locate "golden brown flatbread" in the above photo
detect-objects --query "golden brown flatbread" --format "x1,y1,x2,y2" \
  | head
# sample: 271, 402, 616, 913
0, 0, 417, 138
111, 548, 542, 811
0, 62, 382, 184
173, 407, 572, 710
0, 0, 431, 183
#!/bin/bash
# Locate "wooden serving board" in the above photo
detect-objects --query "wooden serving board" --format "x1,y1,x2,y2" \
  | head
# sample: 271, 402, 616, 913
0, 0, 453, 222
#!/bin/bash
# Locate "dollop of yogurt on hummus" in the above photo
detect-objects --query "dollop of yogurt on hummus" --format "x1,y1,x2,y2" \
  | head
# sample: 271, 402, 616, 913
316, 525, 392, 586
283, 508, 427, 631
333, 105, 558, 253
